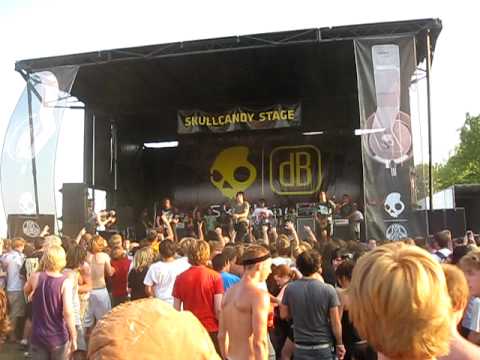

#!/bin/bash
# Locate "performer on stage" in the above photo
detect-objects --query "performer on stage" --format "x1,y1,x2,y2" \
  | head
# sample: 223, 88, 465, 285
231, 192, 250, 243
337, 194, 354, 219
315, 191, 336, 242
155, 198, 177, 231
252, 199, 274, 238
136, 208, 153, 240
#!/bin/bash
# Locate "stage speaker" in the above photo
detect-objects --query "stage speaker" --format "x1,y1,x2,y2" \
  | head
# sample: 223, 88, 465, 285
296, 217, 315, 241
412, 208, 466, 238
7, 214, 55, 241
62, 183, 88, 237
430, 208, 466, 238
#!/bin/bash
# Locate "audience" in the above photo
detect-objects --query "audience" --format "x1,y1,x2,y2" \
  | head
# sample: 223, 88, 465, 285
144, 239, 190, 304
84, 235, 114, 332
173, 240, 224, 353
458, 249, 480, 345
211, 253, 240, 291
110, 245, 131, 307
439, 264, 480, 359
24, 245, 77, 359
1, 204, 480, 360
1, 237, 26, 342
348, 242, 452, 360
127, 246, 153, 301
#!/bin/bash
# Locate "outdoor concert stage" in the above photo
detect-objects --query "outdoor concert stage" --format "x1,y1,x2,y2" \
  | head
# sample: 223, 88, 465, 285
6, 18, 443, 240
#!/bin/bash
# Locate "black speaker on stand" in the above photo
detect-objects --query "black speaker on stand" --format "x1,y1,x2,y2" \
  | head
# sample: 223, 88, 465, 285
61, 183, 88, 237
296, 217, 316, 241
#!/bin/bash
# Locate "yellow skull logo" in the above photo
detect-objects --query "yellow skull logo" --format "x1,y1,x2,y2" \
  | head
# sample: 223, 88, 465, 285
210, 146, 257, 199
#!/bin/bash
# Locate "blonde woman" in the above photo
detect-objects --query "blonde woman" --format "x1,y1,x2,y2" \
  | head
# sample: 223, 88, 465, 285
348, 242, 452, 360
128, 247, 154, 300
24, 245, 77, 360
84, 235, 114, 331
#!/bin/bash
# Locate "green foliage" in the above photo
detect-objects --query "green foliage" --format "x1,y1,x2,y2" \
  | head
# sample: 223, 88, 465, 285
414, 113, 480, 199
436, 113, 480, 190
415, 162, 440, 200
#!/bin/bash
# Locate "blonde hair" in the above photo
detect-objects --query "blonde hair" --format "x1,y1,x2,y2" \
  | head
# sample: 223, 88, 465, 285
110, 234, 123, 248
442, 264, 469, 312
0, 288, 11, 343
90, 235, 107, 254
188, 240, 210, 266
12, 237, 25, 249
133, 247, 154, 271
277, 235, 290, 256
177, 237, 196, 257
44, 235, 62, 248
348, 242, 451, 360
458, 249, 480, 272
292, 241, 312, 258
41, 245, 66, 272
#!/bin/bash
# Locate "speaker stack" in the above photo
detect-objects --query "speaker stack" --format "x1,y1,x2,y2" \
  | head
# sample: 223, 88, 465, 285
296, 203, 316, 241
61, 183, 88, 237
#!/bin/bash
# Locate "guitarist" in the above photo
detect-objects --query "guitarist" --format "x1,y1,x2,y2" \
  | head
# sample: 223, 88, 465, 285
315, 191, 336, 242
232, 192, 251, 243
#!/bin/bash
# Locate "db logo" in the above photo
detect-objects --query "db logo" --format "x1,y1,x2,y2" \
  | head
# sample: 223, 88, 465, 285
269, 145, 321, 195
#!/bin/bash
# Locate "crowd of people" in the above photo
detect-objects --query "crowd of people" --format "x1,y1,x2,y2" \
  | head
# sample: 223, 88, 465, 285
0, 191, 480, 359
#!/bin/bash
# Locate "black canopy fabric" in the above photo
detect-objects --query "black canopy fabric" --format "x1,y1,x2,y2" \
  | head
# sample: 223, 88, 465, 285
9, 18, 442, 223
14, 19, 441, 121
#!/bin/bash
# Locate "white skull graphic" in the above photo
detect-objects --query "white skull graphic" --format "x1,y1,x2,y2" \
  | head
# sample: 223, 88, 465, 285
386, 223, 408, 241
19, 192, 36, 214
384, 192, 405, 218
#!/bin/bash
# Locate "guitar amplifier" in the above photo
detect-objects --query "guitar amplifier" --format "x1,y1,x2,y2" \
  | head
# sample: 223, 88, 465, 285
296, 217, 316, 241
296, 203, 316, 217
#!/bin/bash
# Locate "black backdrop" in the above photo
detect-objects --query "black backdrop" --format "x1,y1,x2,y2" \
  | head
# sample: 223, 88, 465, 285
85, 40, 363, 217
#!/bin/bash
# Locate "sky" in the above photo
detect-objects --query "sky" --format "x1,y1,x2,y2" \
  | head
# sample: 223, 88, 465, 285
0, 0, 479, 235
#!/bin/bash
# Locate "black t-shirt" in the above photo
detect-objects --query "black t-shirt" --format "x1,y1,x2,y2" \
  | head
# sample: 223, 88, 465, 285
20, 250, 44, 280
128, 267, 149, 300
340, 203, 353, 218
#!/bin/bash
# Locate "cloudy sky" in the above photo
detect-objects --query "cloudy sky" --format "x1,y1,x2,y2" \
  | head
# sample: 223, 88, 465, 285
0, 0, 479, 235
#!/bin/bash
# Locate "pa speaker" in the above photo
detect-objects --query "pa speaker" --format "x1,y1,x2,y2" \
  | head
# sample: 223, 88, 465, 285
62, 183, 88, 236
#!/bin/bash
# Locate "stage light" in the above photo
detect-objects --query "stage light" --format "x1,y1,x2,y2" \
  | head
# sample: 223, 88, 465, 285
143, 141, 179, 149
354, 128, 385, 136
302, 131, 324, 136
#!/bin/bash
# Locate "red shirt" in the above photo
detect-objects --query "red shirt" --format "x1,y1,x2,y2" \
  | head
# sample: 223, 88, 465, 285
172, 265, 224, 332
110, 257, 131, 297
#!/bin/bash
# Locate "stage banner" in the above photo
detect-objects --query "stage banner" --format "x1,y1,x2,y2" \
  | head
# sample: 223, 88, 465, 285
172, 135, 362, 213
1, 66, 78, 217
354, 36, 417, 240
177, 103, 301, 134
7, 214, 55, 241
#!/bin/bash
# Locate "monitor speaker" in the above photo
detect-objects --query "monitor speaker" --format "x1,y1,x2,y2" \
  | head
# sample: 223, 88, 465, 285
296, 217, 315, 241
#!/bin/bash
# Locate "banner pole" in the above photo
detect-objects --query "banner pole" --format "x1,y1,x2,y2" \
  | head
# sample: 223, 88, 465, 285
27, 77, 40, 215
426, 29, 434, 211
92, 113, 96, 211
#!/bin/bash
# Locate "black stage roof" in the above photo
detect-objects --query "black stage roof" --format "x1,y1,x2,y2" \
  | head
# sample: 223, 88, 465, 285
16, 18, 442, 73
14, 18, 442, 141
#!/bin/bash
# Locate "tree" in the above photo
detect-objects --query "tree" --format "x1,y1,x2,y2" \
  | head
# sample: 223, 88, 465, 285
414, 162, 441, 201
436, 113, 480, 190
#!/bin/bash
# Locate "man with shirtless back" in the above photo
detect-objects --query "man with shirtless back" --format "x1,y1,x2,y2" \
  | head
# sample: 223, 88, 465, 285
218, 245, 272, 360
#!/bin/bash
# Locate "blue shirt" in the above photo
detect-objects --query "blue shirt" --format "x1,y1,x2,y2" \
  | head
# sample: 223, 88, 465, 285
221, 272, 240, 291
